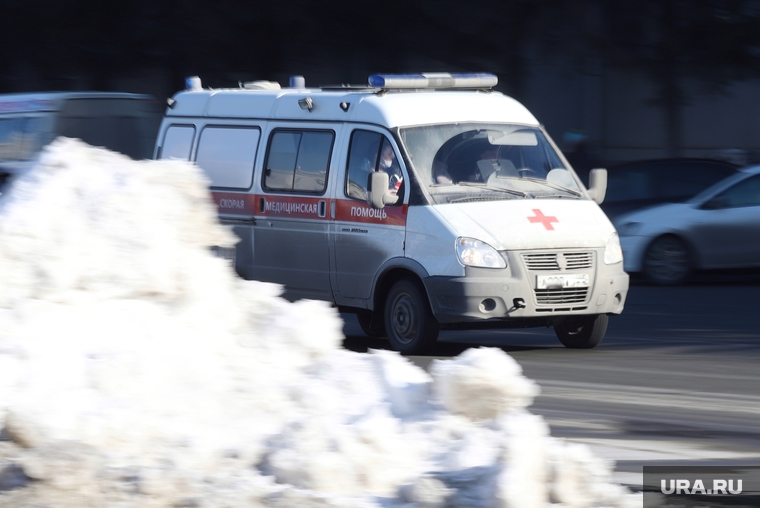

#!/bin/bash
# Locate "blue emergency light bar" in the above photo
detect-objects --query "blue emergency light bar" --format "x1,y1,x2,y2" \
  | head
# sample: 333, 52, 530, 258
368, 72, 498, 89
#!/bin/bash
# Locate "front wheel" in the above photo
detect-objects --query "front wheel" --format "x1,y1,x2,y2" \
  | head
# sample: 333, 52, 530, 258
384, 279, 439, 355
554, 314, 608, 349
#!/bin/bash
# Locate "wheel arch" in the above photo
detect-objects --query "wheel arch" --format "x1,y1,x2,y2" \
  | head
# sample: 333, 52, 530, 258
644, 231, 701, 268
367, 258, 432, 326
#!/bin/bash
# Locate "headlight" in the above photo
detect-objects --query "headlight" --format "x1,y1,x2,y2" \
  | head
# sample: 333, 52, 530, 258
616, 221, 642, 237
456, 237, 507, 269
604, 232, 624, 265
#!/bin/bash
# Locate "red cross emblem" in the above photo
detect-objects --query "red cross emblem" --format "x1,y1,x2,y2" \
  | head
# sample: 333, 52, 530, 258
527, 209, 558, 230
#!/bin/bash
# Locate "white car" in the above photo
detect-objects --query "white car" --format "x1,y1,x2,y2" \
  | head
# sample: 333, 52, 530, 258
614, 165, 760, 284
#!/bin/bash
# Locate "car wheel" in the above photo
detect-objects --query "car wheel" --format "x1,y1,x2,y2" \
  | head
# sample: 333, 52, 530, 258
643, 235, 691, 285
554, 314, 608, 349
384, 279, 439, 355
357, 311, 384, 338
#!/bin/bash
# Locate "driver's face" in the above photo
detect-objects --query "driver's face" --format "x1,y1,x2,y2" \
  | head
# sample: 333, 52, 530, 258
480, 148, 498, 159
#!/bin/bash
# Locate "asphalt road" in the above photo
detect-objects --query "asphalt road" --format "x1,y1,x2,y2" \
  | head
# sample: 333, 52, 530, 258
341, 272, 760, 488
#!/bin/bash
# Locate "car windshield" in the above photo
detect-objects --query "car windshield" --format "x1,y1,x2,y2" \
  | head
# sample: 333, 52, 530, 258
399, 123, 582, 204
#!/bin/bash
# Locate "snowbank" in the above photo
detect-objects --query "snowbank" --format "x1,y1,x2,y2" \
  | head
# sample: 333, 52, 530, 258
0, 138, 638, 507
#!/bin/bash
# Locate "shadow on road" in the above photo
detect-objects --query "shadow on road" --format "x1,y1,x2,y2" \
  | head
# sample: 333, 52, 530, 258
630, 267, 760, 287
342, 333, 556, 357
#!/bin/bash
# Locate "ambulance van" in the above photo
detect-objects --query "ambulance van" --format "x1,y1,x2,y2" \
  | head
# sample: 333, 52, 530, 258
154, 73, 628, 354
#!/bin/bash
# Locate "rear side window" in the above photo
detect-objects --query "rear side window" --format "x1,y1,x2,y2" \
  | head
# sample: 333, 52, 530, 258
159, 125, 195, 161
263, 130, 333, 193
195, 126, 260, 189
715, 174, 760, 208
56, 98, 162, 160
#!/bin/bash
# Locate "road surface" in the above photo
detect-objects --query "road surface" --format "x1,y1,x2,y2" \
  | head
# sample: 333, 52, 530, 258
342, 273, 760, 488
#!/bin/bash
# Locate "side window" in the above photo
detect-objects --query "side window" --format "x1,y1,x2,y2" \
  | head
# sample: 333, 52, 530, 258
346, 130, 381, 201
657, 163, 719, 200
263, 130, 333, 193
714, 174, 760, 208
159, 125, 195, 161
195, 126, 260, 189
57, 98, 160, 160
607, 169, 651, 203
0, 116, 48, 161
345, 130, 403, 203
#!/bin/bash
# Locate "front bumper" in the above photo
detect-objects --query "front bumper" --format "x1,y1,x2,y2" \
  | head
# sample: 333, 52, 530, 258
424, 248, 629, 325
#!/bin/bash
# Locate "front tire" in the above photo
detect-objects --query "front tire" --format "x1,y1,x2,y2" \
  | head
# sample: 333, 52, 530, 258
554, 314, 608, 349
642, 235, 691, 285
384, 279, 439, 355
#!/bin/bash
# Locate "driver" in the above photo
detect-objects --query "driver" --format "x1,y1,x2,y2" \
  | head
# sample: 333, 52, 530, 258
432, 145, 497, 184
378, 143, 403, 192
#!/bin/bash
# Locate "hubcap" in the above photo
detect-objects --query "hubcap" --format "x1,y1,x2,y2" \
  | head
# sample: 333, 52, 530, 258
646, 238, 689, 283
391, 293, 417, 344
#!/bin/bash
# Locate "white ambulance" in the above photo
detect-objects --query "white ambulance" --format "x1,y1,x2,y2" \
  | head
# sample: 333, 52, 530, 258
154, 73, 628, 354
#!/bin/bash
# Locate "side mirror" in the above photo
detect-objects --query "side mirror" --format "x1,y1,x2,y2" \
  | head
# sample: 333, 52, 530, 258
368, 171, 399, 208
587, 168, 607, 205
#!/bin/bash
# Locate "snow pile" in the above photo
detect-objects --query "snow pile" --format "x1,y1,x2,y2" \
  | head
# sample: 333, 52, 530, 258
0, 138, 638, 507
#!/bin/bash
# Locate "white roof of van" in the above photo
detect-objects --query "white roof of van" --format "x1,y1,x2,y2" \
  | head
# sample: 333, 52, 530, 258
0, 92, 155, 115
164, 87, 540, 128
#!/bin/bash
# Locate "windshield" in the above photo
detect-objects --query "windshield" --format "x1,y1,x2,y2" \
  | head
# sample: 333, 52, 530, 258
399, 123, 583, 204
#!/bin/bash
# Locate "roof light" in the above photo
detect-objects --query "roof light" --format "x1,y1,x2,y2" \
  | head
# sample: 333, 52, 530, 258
242, 81, 281, 90
367, 72, 498, 89
185, 76, 202, 91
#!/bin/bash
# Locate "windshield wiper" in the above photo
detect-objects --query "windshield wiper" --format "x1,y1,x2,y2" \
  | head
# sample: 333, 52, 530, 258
533, 193, 579, 199
456, 181, 526, 197
519, 177, 582, 197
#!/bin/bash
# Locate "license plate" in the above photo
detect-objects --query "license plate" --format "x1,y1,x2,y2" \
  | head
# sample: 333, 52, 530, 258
536, 273, 589, 289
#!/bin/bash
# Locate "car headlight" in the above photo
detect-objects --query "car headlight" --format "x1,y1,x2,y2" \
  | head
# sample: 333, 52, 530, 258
456, 237, 507, 269
604, 232, 624, 265
616, 221, 642, 237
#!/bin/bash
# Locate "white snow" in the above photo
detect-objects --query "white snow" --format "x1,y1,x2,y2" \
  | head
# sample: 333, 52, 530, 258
0, 138, 640, 507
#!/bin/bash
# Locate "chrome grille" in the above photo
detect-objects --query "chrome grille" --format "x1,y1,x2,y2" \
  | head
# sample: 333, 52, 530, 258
563, 252, 594, 270
535, 287, 589, 304
522, 253, 559, 270
522, 251, 593, 271
521, 250, 595, 308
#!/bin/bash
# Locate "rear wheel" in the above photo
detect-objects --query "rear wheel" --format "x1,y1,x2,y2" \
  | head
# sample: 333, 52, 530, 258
643, 235, 691, 285
384, 279, 439, 355
554, 314, 608, 349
